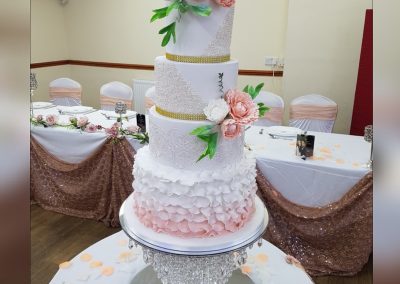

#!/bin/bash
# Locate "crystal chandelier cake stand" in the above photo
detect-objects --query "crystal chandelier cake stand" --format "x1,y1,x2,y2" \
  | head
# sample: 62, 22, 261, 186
119, 195, 269, 284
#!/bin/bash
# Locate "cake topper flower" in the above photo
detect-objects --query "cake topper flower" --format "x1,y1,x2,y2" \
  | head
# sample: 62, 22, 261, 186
191, 82, 269, 161
214, 0, 235, 8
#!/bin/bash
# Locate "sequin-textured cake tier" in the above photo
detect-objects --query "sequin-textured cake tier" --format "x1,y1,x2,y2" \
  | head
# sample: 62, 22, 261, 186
132, 0, 258, 238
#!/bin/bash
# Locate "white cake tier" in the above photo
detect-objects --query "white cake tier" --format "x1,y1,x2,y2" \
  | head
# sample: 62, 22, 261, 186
132, 146, 257, 238
154, 56, 238, 115
148, 106, 244, 171
165, 0, 235, 58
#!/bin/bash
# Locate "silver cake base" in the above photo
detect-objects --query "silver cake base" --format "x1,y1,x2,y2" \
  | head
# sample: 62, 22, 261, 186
120, 194, 268, 284
131, 266, 254, 284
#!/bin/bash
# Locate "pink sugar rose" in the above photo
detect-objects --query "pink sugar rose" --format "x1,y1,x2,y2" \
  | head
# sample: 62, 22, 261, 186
221, 119, 242, 139
35, 114, 43, 121
77, 116, 89, 128
214, 0, 235, 8
85, 123, 97, 133
45, 114, 58, 126
225, 89, 259, 125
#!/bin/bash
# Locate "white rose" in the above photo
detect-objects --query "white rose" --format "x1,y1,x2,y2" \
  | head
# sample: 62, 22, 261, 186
203, 99, 229, 123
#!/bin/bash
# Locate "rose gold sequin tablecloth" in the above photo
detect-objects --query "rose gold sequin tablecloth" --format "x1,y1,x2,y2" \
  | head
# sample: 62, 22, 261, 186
257, 168, 372, 276
30, 136, 135, 227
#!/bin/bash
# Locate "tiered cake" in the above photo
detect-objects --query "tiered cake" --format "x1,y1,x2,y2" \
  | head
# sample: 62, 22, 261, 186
132, 0, 258, 238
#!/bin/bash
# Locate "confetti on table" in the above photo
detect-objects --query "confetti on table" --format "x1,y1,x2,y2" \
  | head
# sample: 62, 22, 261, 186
118, 251, 138, 263
319, 147, 332, 154
255, 253, 268, 264
89, 260, 103, 268
334, 144, 341, 148
80, 253, 92, 262
310, 156, 325, 161
352, 162, 360, 168
288, 141, 296, 146
101, 266, 114, 276
59, 261, 72, 269
241, 265, 252, 274
118, 239, 128, 247
336, 159, 345, 165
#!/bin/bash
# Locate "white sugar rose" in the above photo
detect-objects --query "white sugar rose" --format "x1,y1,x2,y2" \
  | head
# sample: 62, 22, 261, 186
203, 99, 229, 124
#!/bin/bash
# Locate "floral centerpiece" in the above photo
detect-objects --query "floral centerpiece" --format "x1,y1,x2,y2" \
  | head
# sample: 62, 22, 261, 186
30, 114, 149, 144
191, 83, 268, 161
151, 0, 235, 47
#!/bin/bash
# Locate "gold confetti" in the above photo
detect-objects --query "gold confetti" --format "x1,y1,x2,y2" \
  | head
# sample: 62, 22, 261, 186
101, 266, 114, 276
334, 144, 341, 148
352, 162, 360, 168
59, 261, 72, 269
80, 253, 92, 262
336, 159, 345, 164
89, 260, 103, 268
241, 265, 252, 274
255, 253, 268, 264
319, 147, 332, 154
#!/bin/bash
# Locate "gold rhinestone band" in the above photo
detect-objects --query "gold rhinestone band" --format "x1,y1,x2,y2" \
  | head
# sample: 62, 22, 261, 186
156, 106, 206, 121
166, 53, 231, 64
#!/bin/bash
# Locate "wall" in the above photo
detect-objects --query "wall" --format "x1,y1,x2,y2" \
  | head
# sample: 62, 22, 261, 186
31, 0, 287, 106
31, 0, 71, 101
283, 0, 372, 133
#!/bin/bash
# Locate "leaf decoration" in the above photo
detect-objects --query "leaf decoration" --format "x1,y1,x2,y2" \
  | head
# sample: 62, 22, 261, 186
159, 22, 176, 47
243, 83, 264, 99
151, 0, 212, 47
257, 102, 270, 117
190, 125, 218, 162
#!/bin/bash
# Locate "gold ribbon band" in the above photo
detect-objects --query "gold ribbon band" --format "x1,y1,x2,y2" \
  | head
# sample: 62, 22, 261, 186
156, 106, 206, 121
166, 53, 231, 64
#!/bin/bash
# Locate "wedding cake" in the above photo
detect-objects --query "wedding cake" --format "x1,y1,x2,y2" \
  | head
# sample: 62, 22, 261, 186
132, 0, 266, 238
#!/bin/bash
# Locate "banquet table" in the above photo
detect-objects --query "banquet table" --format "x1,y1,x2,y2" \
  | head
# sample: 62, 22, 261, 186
244, 126, 372, 207
50, 231, 313, 284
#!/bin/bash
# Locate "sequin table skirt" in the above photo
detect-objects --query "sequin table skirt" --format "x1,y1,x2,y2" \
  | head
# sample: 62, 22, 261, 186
30, 136, 135, 227
257, 168, 373, 276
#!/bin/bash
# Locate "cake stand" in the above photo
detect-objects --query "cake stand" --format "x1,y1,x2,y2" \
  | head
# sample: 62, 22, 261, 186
119, 194, 269, 284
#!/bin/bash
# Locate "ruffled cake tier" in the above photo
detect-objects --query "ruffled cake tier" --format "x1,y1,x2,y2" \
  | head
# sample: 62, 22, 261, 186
132, 147, 257, 238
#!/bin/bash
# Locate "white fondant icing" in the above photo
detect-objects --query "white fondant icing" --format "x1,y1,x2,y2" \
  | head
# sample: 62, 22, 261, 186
154, 56, 238, 115
148, 106, 244, 171
165, 0, 235, 57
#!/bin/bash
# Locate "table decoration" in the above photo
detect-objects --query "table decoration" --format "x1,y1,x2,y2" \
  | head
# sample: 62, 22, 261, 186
364, 125, 373, 169
30, 72, 38, 116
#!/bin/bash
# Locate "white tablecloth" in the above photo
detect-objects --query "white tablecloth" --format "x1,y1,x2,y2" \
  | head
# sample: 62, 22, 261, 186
31, 106, 145, 163
50, 231, 313, 284
245, 126, 371, 207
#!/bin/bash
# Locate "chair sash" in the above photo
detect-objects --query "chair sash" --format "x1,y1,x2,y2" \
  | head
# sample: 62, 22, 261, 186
290, 104, 337, 120
145, 97, 155, 110
100, 96, 133, 110
261, 107, 284, 123
49, 87, 82, 101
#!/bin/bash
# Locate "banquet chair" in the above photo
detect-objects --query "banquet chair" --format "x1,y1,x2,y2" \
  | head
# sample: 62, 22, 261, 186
49, 78, 82, 106
100, 81, 134, 111
144, 86, 156, 114
253, 91, 284, 127
289, 94, 338, 133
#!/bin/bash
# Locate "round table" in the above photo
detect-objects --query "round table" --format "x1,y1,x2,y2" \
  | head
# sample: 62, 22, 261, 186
50, 231, 313, 284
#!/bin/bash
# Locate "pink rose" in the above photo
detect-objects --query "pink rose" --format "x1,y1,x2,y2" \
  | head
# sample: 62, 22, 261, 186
77, 116, 89, 128
126, 125, 140, 133
85, 123, 97, 133
105, 122, 120, 138
35, 114, 43, 121
225, 89, 259, 125
45, 114, 58, 126
214, 0, 235, 8
221, 119, 242, 139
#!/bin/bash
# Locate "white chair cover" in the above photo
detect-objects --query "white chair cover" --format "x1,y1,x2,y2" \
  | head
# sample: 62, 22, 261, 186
49, 78, 82, 106
144, 86, 156, 114
289, 94, 338, 133
100, 81, 134, 111
253, 91, 284, 127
